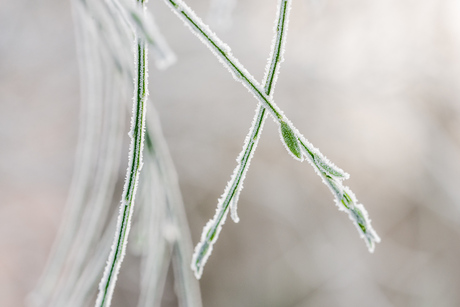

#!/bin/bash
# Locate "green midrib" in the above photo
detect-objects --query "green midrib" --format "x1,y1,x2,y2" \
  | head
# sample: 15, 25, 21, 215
100, 40, 146, 307
195, 0, 290, 268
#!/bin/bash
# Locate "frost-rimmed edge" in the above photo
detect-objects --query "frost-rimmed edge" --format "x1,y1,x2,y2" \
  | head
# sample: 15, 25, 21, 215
164, 0, 380, 278
95, 2, 149, 305
189, 0, 292, 279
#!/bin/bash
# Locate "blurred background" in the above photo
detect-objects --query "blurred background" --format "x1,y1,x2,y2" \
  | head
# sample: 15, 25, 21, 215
2, 0, 460, 306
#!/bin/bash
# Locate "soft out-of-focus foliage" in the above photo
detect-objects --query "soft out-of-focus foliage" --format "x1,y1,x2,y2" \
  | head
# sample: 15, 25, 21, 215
3, 0, 460, 306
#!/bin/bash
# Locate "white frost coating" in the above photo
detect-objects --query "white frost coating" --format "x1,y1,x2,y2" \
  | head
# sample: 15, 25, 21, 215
164, 0, 318, 165
341, 186, 381, 252
314, 154, 349, 179
163, 0, 289, 124
228, 108, 267, 223
95, 32, 149, 307
230, 0, 293, 220
262, 0, 290, 95
298, 137, 380, 252
190, 0, 292, 279
167, 0, 380, 274
227, 108, 267, 224
297, 133, 348, 180
191, 203, 230, 279
207, 0, 237, 31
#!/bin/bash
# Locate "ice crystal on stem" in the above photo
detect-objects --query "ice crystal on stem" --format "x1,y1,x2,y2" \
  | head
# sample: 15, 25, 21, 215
163, 0, 380, 279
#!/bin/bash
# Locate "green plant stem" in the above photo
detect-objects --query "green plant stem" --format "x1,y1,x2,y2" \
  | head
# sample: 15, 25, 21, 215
95, 2, 148, 306
166, 0, 380, 267
191, 0, 291, 278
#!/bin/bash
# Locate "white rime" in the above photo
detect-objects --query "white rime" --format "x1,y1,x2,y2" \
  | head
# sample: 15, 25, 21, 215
164, 0, 289, 124
299, 138, 381, 252
189, 0, 292, 279
95, 11, 149, 307
32, 0, 199, 307
166, 0, 380, 276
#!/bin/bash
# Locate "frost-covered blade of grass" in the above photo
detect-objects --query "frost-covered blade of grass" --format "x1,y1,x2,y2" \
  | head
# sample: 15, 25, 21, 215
163, 0, 307, 162
299, 141, 380, 251
165, 0, 380, 268
191, 0, 291, 279
95, 4, 149, 306
163, 0, 287, 125
33, 0, 187, 306
285, 138, 381, 249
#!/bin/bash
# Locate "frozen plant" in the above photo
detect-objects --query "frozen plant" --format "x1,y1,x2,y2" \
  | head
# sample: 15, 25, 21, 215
162, 0, 381, 279
30, 0, 380, 306
29, 0, 200, 306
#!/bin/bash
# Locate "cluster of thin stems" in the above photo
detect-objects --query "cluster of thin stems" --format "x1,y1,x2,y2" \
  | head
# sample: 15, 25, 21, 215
29, 0, 200, 306
30, 0, 380, 306
163, 0, 380, 279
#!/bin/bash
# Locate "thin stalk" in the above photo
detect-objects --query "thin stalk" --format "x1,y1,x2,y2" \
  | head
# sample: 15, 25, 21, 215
165, 0, 380, 274
163, 0, 348, 166
165, 0, 287, 124
191, 0, 291, 279
95, 1, 148, 306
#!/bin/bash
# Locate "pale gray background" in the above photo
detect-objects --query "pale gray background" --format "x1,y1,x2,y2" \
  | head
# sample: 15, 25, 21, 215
2, 0, 460, 306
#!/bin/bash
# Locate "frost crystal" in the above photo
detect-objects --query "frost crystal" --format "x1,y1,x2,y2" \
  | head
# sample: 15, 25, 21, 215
182, 0, 293, 279
165, 0, 380, 279
95, 9, 149, 307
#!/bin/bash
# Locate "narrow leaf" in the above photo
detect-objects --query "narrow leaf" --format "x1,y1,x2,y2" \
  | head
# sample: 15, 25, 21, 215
280, 121, 302, 160
314, 154, 348, 179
